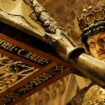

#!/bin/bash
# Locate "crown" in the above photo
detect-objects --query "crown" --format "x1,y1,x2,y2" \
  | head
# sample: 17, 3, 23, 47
78, 4, 105, 31
77, 4, 105, 50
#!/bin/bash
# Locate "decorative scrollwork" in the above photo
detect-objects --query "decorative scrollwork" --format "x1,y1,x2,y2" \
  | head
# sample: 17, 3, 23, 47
0, 54, 39, 93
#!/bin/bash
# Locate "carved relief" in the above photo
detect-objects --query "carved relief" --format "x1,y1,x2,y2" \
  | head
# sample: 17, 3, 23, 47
0, 54, 39, 93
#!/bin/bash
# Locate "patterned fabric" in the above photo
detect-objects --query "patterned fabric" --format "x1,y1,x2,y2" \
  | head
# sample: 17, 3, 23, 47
82, 85, 105, 105
70, 83, 105, 105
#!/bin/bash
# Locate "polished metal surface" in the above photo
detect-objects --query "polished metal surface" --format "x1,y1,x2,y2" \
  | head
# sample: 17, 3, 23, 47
0, 0, 105, 88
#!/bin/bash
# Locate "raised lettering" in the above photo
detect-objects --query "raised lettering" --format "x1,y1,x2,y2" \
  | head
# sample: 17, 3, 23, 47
18, 49, 26, 57
0, 39, 51, 65
0, 39, 4, 44
9, 45, 16, 51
